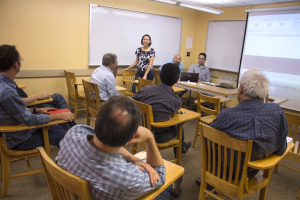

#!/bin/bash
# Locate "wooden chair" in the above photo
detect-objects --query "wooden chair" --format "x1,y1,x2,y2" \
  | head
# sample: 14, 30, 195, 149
37, 147, 93, 200
154, 69, 161, 85
138, 77, 154, 90
64, 70, 86, 119
199, 123, 295, 200
26, 96, 53, 107
0, 120, 66, 197
82, 80, 101, 126
274, 112, 300, 199
192, 93, 221, 147
129, 97, 183, 165
122, 70, 137, 96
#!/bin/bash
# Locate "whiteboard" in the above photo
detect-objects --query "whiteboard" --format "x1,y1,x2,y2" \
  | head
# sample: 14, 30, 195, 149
89, 5, 182, 66
205, 21, 246, 72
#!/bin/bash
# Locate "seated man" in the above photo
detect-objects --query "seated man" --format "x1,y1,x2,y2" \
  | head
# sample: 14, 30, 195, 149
159, 54, 186, 98
159, 54, 183, 76
132, 63, 191, 155
16, 87, 76, 130
196, 68, 288, 188
187, 53, 211, 82
90, 53, 119, 102
56, 96, 182, 199
0, 45, 74, 150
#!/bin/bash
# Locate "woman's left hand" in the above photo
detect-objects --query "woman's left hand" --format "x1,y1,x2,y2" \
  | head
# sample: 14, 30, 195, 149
143, 75, 147, 80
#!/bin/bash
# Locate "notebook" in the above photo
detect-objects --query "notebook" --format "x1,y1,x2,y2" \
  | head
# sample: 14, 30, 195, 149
49, 109, 71, 115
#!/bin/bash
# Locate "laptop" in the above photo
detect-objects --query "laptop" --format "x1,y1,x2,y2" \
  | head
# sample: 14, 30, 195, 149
180, 72, 199, 83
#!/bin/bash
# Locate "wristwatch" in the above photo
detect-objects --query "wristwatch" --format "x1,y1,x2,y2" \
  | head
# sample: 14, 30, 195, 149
33, 107, 37, 114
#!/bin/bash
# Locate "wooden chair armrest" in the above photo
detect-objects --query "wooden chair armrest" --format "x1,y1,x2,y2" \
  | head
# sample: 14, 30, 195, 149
0, 120, 68, 132
75, 82, 83, 85
26, 98, 53, 107
122, 79, 138, 84
248, 142, 295, 169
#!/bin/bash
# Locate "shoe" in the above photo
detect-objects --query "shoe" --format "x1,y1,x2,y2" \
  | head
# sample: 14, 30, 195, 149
182, 142, 191, 154
195, 178, 214, 191
170, 176, 183, 198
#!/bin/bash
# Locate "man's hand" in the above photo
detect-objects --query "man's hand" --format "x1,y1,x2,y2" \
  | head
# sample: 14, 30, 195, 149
38, 93, 51, 100
113, 65, 118, 77
57, 112, 75, 122
126, 126, 153, 146
133, 160, 159, 186
36, 107, 57, 115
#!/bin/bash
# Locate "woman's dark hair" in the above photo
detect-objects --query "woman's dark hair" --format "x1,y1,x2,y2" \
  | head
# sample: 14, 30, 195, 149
141, 34, 152, 47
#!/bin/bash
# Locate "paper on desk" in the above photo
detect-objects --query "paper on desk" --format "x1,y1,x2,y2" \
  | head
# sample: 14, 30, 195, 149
134, 151, 147, 159
180, 81, 197, 85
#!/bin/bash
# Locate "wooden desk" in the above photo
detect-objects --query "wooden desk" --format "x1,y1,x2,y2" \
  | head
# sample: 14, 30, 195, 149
268, 95, 289, 105
151, 108, 200, 165
135, 152, 184, 200
17, 83, 25, 89
173, 86, 185, 94
175, 82, 238, 98
26, 98, 53, 107
116, 86, 127, 91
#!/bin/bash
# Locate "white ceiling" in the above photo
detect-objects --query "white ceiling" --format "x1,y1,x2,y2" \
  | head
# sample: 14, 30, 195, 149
180, 0, 300, 9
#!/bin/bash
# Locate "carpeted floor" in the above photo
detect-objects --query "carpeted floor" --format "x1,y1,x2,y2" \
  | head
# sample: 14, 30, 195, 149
1, 110, 299, 200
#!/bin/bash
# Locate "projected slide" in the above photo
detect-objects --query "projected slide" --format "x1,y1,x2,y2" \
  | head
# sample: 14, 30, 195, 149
239, 12, 300, 111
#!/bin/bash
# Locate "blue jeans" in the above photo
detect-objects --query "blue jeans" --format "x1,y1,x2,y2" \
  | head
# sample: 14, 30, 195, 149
11, 125, 67, 150
153, 184, 173, 200
36, 93, 76, 130
132, 70, 154, 93
36, 93, 69, 110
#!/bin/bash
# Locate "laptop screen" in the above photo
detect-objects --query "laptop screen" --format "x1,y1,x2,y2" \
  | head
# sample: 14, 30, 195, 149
180, 72, 199, 83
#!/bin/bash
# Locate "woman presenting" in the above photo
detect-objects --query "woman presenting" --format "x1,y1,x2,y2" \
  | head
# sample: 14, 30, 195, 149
124, 34, 155, 92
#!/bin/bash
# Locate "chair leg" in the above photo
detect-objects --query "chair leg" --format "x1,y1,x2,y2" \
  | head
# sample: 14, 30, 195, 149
0, 152, 2, 181
259, 168, 273, 200
1, 150, 10, 197
192, 120, 200, 148
74, 98, 78, 120
176, 124, 183, 166
274, 164, 279, 173
298, 188, 300, 200
86, 113, 90, 126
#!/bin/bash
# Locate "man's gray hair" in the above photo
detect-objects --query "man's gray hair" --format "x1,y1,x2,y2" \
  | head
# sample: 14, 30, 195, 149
102, 53, 117, 66
239, 68, 270, 100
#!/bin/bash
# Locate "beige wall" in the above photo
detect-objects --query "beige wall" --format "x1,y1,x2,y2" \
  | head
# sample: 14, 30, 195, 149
1, 0, 300, 110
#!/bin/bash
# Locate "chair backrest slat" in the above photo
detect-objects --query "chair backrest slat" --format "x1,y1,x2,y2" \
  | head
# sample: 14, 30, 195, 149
64, 71, 77, 97
123, 71, 136, 92
285, 112, 300, 154
198, 93, 221, 120
154, 70, 161, 85
212, 141, 216, 177
223, 147, 228, 181
83, 80, 101, 119
234, 152, 242, 186
228, 149, 234, 184
217, 144, 222, 178
207, 139, 211, 173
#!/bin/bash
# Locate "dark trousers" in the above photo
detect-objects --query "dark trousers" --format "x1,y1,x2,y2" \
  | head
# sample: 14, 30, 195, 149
154, 125, 185, 155
153, 184, 173, 200
132, 70, 154, 93
11, 125, 67, 150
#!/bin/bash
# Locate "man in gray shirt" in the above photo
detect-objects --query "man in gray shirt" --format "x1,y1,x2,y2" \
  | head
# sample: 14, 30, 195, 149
132, 63, 191, 155
187, 53, 211, 82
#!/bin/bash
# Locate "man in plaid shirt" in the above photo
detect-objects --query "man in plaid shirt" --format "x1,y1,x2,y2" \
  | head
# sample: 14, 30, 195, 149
56, 96, 182, 200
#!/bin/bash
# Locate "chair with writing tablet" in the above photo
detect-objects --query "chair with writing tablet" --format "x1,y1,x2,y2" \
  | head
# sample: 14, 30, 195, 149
122, 70, 138, 96
274, 112, 300, 199
64, 70, 86, 119
0, 120, 66, 197
129, 97, 183, 165
199, 123, 295, 200
192, 93, 221, 147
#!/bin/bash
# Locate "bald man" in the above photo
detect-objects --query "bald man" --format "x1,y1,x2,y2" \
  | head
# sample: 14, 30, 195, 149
159, 54, 183, 76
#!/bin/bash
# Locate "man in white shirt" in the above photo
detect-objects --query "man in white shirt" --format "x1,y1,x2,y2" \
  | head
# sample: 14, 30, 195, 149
90, 53, 119, 102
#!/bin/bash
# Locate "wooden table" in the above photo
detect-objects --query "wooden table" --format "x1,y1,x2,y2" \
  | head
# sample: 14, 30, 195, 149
175, 82, 238, 98
151, 108, 200, 165
135, 152, 184, 200
17, 83, 25, 89
268, 95, 289, 105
